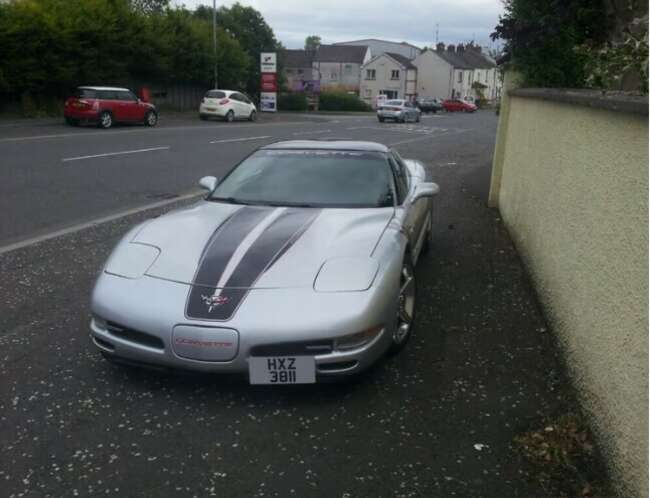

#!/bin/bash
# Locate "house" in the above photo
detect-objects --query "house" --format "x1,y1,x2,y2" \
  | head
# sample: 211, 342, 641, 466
360, 53, 417, 107
333, 38, 421, 60
280, 45, 370, 93
414, 42, 501, 101
282, 49, 318, 92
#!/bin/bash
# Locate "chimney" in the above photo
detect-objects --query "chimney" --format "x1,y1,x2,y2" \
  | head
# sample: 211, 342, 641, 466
447, 44, 455, 52
436, 42, 445, 52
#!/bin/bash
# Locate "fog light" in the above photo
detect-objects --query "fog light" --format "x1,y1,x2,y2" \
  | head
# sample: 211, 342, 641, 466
334, 325, 383, 351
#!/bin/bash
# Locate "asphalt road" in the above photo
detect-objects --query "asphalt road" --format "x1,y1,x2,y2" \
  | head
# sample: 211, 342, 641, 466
0, 111, 607, 497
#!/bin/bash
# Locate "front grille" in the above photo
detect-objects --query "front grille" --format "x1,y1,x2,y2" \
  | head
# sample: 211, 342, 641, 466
106, 322, 165, 350
250, 339, 333, 357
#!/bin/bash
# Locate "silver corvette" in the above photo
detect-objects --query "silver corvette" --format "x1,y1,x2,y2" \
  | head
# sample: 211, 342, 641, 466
90, 140, 440, 383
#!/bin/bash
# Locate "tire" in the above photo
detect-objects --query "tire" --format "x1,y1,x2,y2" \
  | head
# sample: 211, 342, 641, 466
387, 257, 416, 355
144, 110, 158, 127
98, 111, 113, 129
199, 114, 208, 120
225, 110, 234, 123
65, 117, 79, 126
248, 110, 256, 122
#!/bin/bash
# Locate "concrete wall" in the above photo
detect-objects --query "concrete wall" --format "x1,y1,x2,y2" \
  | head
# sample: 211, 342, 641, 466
413, 51, 452, 100
489, 85, 648, 497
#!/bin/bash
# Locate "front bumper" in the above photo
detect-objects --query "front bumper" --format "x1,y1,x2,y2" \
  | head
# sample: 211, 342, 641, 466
90, 273, 398, 378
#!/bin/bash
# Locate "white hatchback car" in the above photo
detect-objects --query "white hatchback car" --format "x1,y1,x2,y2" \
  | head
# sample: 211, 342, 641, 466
199, 89, 257, 122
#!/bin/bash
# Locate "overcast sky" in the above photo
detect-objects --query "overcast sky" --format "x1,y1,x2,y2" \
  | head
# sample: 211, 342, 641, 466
176, 0, 504, 50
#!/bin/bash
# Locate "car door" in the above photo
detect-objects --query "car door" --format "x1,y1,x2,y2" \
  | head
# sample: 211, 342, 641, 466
230, 93, 246, 118
99, 90, 126, 121
392, 152, 429, 254
389, 155, 418, 249
120, 90, 145, 121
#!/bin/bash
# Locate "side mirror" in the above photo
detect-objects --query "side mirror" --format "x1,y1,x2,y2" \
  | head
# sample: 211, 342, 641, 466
413, 182, 440, 202
199, 176, 218, 192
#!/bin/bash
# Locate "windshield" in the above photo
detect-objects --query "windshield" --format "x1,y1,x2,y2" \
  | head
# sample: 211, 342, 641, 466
210, 149, 394, 208
386, 100, 404, 106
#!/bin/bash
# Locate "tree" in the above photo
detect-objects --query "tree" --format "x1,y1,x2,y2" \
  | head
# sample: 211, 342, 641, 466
304, 35, 321, 51
491, 0, 610, 88
216, 3, 280, 95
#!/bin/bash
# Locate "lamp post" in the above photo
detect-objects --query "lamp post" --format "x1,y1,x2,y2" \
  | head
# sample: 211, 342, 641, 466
213, 0, 218, 88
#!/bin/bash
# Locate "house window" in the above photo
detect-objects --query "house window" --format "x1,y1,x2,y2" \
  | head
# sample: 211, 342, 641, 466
364, 88, 372, 97
457, 71, 463, 83
391, 70, 400, 80
330, 71, 338, 80
366, 69, 376, 80
344, 64, 353, 74
297, 69, 304, 74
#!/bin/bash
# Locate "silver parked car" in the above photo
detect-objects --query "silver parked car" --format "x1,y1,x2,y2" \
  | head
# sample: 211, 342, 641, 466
377, 99, 421, 123
90, 140, 439, 384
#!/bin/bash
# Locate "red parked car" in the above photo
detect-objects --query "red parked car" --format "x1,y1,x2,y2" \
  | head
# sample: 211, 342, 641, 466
442, 99, 477, 113
64, 86, 158, 129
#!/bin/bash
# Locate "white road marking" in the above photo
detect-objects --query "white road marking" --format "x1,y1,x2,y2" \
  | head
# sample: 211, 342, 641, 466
0, 190, 203, 256
62, 146, 170, 162
390, 129, 472, 147
0, 122, 314, 144
292, 129, 332, 136
209, 136, 271, 144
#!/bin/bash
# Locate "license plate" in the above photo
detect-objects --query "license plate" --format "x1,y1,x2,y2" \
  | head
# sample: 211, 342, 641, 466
249, 356, 316, 384
206, 107, 216, 111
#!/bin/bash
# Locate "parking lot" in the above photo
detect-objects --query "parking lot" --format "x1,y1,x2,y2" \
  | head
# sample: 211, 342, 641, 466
1, 111, 604, 497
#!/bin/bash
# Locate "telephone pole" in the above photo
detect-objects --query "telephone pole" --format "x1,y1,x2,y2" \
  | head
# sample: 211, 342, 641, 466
213, 0, 218, 88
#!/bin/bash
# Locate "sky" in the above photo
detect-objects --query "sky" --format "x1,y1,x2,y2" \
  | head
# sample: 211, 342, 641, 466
176, 0, 504, 50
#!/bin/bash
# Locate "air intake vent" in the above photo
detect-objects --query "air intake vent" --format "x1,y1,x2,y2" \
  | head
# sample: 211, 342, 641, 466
251, 340, 333, 357
106, 322, 165, 350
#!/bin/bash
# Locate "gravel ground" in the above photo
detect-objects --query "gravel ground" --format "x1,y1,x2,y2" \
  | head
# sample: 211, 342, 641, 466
0, 111, 610, 497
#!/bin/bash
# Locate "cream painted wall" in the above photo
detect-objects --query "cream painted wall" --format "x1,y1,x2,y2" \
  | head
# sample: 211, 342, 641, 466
492, 94, 648, 497
360, 55, 411, 106
413, 51, 452, 100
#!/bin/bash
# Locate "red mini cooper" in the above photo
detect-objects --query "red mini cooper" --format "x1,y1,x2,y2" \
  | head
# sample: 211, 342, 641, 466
64, 86, 158, 129
442, 99, 478, 113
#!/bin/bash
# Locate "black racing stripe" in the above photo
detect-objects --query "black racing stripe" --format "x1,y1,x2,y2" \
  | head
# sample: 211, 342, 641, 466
189, 208, 320, 321
186, 206, 271, 320
192, 206, 270, 287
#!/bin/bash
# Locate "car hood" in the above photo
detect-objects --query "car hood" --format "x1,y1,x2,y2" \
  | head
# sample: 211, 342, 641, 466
131, 201, 394, 289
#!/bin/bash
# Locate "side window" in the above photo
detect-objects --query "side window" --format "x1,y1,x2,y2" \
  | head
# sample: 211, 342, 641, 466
388, 156, 408, 204
240, 94, 252, 104
230, 93, 242, 102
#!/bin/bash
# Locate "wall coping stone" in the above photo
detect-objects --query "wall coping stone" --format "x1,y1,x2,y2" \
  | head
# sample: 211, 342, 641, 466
509, 88, 648, 116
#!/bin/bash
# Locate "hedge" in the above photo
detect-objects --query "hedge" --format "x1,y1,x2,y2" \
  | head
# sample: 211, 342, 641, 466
318, 92, 372, 112
277, 92, 308, 111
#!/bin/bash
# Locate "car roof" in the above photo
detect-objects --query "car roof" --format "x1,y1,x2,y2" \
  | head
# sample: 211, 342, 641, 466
206, 89, 238, 94
261, 140, 390, 153
78, 86, 131, 92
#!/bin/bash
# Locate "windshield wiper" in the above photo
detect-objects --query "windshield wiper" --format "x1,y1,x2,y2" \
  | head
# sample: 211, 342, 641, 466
208, 196, 254, 205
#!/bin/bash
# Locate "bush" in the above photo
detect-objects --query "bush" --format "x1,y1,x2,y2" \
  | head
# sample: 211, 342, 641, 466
318, 92, 372, 112
278, 92, 308, 111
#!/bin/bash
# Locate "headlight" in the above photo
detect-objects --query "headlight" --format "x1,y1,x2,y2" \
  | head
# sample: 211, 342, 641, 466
334, 325, 383, 351
105, 243, 160, 279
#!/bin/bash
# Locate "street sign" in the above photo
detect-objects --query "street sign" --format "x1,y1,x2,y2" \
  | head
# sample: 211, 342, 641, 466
260, 92, 277, 112
260, 53, 277, 73
260, 52, 277, 112
260, 73, 278, 92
